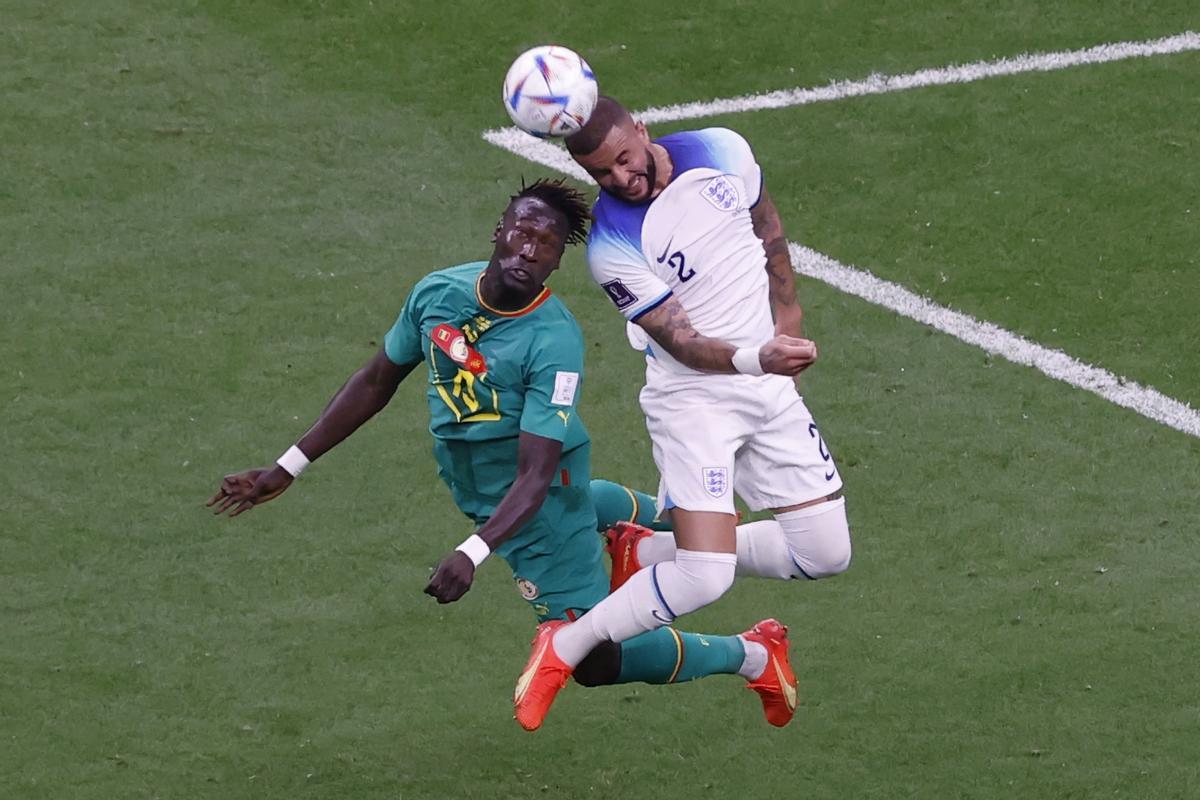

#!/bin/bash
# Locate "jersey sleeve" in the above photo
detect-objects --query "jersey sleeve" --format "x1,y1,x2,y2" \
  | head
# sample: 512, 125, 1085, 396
705, 127, 763, 208
382, 281, 428, 366
587, 227, 672, 322
519, 321, 585, 443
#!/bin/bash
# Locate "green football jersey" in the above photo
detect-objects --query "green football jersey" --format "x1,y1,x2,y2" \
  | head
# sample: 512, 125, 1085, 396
383, 262, 591, 500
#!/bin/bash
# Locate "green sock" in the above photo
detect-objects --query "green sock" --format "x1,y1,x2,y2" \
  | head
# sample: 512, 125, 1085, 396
590, 479, 672, 531
614, 627, 745, 684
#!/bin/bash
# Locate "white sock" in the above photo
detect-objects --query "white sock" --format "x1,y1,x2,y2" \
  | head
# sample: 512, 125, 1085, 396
637, 520, 797, 580
777, 497, 852, 579
737, 636, 768, 680
554, 549, 738, 667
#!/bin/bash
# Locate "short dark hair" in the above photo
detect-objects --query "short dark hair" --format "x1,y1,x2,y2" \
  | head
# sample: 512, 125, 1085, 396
565, 96, 634, 157
512, 178, 591, 246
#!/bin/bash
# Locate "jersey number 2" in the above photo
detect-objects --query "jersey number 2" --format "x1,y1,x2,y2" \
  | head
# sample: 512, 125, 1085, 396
667, 251, 695, 283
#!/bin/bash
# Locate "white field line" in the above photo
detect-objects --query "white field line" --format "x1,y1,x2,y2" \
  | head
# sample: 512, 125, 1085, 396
483, 31, 1200, 167
481, 32, 1200, 437
791, 245, 1200, 438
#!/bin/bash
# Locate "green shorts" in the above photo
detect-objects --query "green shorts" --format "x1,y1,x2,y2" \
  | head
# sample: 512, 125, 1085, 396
451, 483, 608, 622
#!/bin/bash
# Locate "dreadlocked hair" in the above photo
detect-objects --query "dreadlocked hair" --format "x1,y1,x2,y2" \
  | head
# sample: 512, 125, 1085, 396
513, 178, 591, 246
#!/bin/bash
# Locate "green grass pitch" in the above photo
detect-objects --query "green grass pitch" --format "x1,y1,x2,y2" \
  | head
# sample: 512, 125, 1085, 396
4, 2, 1199, 797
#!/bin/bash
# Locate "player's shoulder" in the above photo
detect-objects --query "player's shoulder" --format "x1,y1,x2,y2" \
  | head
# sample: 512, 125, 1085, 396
659, 126, 752, 151
591, 190, 651, 250
531, 294, 584, 343
536, 293, 583, 331
658, 127, 756, 176
413, 260, 487, 292
404, 260, 486, 307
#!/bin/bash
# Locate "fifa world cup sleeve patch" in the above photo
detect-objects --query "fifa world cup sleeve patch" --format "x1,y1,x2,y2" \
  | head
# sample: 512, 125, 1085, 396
602, 279, 638, 310
551, 371, 580, 406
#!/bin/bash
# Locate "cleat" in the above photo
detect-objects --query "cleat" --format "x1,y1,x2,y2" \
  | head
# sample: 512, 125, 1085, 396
603, 521, 654, 592
742, 618, 799, 727
513, 620, 573, 731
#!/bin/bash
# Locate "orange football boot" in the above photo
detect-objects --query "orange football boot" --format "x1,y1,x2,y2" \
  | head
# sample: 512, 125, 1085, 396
742, 618, 799, 727
513, 620, 574, 731
603, 521, 654, 592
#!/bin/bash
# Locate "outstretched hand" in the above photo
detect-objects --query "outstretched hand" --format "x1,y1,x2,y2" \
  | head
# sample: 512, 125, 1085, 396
207, 466, 294, 517
757, 335, 818, 376
424, 551, 476, 604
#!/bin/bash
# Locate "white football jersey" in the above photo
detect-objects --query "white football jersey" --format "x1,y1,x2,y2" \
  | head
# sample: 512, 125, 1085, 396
588, 128, 774, 377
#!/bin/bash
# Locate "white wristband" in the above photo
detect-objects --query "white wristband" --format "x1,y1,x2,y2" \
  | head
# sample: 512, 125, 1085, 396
276, 445, 310, 478
732, 346, 765, 376
456, 534, 491, 567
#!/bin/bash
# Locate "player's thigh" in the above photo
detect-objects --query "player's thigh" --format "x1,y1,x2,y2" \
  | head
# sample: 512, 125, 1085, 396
735, 392, 843, 511
501, 487, 608, 622
640, 386, 750, 516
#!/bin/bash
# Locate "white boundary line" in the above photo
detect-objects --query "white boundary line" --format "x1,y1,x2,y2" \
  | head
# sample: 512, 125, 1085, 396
791, 245, 1200, 438
481, 32, 1200, 438
483, 31, 1200, 169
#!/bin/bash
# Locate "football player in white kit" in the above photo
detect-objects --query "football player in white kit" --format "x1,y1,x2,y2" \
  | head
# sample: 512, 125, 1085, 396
514, 97, 852, 731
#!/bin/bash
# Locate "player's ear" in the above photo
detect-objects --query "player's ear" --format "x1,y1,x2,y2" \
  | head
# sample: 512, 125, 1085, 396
634, 120, 648, 141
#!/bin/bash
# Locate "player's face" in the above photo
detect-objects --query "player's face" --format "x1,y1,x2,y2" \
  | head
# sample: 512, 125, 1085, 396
490, 197, 567, 293
574, 121, 656, 203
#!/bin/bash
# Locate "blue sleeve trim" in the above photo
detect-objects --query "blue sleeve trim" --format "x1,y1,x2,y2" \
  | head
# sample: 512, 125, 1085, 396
630, 290, 674, 322
749, 172, 765, 209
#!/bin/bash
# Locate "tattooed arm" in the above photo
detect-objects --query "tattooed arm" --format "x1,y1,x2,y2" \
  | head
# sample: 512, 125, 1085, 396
636, 296, 815, 376
750, 186, 804, 338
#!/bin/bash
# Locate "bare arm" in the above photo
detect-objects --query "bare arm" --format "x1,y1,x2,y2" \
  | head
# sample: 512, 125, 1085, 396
749, 186, 804, 338
636, 295, 739, 373
636, 296, 815, 376
296, 348, 416, 461
208, 348, 417, 516
424, 432, 563, 603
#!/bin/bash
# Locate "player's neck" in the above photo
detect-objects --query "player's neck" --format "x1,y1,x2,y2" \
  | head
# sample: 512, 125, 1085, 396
649, 142, 673, 199
478, 265, 543, 312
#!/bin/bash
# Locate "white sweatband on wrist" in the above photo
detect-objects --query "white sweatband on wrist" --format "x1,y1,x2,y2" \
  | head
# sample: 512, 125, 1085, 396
732, 346, 765, 376
455, 534, 491, 567
276, 445, 311, 478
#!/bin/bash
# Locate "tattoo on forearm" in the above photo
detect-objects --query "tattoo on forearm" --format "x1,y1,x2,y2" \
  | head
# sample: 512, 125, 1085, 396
763, 235, 798, 308
641, 298, 737, 373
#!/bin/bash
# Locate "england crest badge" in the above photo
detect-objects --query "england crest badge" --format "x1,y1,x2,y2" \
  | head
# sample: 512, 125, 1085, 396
702, 466, 729, 498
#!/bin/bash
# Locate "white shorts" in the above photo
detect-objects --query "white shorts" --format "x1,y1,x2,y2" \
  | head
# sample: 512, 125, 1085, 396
639, 372, 843, 514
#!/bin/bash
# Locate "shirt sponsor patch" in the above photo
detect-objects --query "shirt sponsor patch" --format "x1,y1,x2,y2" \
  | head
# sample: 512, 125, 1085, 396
602, 279, 638, 310
701, 176, 739, 212
551, 371, 580, 406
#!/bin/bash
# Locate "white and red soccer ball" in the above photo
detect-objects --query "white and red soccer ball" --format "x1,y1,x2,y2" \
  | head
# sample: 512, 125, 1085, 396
502, 45, 598, 138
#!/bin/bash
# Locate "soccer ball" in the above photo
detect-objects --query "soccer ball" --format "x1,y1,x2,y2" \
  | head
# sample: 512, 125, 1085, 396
502, 45, 598, 138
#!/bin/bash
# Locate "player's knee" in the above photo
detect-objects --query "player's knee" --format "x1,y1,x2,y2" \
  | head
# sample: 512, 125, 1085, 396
573, 641, 621, 687
672, 549, 737, 610
778, 497, 852, 580
802, 534, 851, 578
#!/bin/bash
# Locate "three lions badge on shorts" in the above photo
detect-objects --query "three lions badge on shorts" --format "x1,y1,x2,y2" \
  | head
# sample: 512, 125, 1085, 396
702, 467, 729, 498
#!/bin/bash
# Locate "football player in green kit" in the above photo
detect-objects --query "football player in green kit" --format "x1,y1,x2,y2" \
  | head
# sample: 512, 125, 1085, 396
207, 179, 795, 727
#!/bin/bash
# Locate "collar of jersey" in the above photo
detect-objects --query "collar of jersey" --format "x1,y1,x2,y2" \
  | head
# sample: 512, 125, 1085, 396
474, 271, 552, 317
